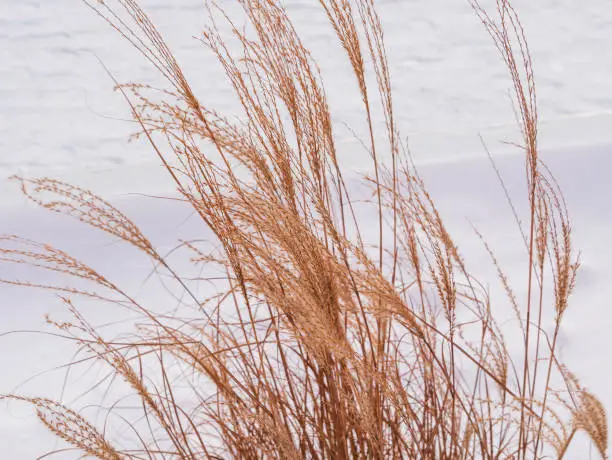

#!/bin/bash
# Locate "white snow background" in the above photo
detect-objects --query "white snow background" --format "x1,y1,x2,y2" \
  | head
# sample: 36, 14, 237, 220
1, 0, 611, 457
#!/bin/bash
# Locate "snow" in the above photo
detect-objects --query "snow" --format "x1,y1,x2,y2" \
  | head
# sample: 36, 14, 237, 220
1, 0, 611, 457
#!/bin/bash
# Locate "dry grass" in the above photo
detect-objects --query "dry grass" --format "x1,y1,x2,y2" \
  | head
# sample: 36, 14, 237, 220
0, 0, 607, 458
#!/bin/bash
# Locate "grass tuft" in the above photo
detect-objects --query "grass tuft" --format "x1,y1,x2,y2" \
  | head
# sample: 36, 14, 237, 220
1, 0, 606, 458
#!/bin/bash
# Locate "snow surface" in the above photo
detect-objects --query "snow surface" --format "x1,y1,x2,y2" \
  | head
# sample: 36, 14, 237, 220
1, 0, 611, 457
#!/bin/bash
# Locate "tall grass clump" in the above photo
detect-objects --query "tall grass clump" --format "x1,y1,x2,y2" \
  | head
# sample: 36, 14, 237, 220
1, 0, 607, 458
